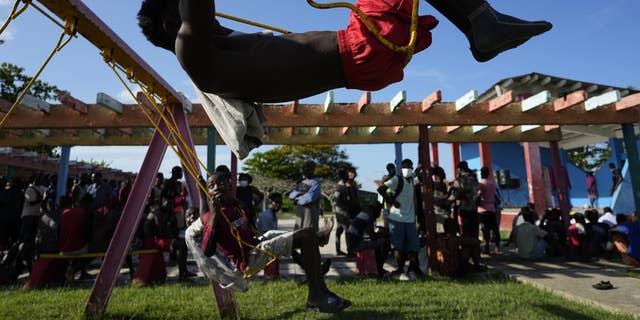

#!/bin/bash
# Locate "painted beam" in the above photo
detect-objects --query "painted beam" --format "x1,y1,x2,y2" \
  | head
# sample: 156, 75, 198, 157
521, 91, 551, 112
21, 94, 51, 113
472, 125, 488, 133
418, 125, 438, 272
96, 92, 123, 113
57, 91, 88, 114
524, 142, 547, 211
178, 92, 193, 113
421, 90, 441, 112
615, 93, 640, 111
323, 91, 334, 113
173, 103, 201, 207
585, 90, 621, 111
488, 90, 515, 112
390, 90, 406, 112
455, 90, 477, 111
357, 91, 371, 113
553, 90, 588, 112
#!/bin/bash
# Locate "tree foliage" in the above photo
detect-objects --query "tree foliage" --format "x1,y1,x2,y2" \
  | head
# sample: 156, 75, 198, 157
0, 63, 63, 156
568, 142, 611, 172
242, 145, 354, 181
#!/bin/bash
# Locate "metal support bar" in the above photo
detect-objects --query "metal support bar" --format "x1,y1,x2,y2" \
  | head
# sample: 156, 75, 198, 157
418, 125, 438, 271
173, 103, 200, 207
479, 143, 492, 174
85, 107, 172, 317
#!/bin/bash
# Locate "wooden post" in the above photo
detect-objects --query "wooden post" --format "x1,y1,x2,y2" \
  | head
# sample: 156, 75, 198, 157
418, 125, 438, 272
524, 142, 547, 212
550, 141, 570, 228
231, 152, 238, 194
621, 124, 640, 215
479, 143, 492, 174
55, 146, 71, 203
394, 143, 403, 172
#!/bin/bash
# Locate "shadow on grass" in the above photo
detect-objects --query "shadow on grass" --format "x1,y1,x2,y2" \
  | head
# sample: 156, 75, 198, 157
332, 271, 512, 286
535, 303, 600, 320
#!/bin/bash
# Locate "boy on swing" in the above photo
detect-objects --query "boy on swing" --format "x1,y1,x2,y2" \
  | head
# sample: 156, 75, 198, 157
185, 171, 347, 313
138, 0, 550, 157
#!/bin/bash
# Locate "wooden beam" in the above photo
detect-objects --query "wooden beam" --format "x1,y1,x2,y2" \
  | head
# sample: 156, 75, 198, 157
616, 93, 640, 111
57, 91, 88, 114
0, 126, 561, 146
357, 91, 371, 113
421, 90, 441, 112
488, 90, 514, 112
553, 90, 587, 112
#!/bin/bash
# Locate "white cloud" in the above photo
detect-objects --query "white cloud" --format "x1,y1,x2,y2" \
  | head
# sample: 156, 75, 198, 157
0, 0, 11, 7
116, 89, 135, 104
0, 29, 14, 41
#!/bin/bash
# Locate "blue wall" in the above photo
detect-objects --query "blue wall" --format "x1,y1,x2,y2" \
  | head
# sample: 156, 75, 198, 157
459, 140, 635, 209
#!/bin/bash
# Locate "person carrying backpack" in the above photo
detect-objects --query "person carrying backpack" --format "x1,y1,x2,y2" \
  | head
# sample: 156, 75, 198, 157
452, 161, 479, 238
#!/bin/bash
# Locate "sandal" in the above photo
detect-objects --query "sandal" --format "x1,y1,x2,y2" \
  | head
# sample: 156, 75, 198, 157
307, 293, 351, 313
592, 280, 613, 290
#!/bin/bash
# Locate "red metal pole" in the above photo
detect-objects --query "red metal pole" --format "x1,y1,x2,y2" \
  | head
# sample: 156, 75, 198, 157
418, 125, 438, 272
479, 143, 493, 174
431, 142, 439, 166
524, 142, 547, 212
550, 141, 570, 228
451, 143, 460, 175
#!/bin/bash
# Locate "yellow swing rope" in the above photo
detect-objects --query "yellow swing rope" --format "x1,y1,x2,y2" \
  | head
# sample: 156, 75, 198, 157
107, 62, 277, 279
0, 18, 77, 130
215, 1, 420, 64
306, 0, 420, 64
0, 0, 30, 37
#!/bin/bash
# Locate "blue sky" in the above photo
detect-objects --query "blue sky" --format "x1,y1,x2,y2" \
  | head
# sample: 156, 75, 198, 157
1, 0, 639, 191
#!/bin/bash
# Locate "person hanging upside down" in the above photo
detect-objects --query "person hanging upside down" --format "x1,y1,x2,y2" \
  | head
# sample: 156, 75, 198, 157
137, 0, 551, 157
185, 172, 349, 313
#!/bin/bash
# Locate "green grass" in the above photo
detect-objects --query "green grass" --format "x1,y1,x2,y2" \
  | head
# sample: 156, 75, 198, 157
0, 276, 634, 320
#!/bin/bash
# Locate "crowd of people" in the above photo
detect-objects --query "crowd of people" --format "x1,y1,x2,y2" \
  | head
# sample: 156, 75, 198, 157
0, 158, 638, 302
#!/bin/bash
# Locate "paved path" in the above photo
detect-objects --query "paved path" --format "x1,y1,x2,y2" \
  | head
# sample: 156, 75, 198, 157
488, 248, 640, 318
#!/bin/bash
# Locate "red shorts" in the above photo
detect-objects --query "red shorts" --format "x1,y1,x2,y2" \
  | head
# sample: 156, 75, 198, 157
337, 0, 438, 91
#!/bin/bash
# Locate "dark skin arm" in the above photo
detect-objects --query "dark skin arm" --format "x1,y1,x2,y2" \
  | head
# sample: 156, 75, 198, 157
176, 0, 218, 88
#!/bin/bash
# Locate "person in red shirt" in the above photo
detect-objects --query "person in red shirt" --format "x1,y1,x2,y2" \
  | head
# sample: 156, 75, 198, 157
137, 0, 551, 102
186, 172, 349, 313
59, 194, 92, 284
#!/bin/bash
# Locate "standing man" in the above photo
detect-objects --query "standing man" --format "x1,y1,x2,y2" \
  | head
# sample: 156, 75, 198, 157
452, 161, 479, 238
332, 169, 351, 256
586, 172, 598, 208
376, 159, 421, 280
609, 163, 623, 196
478, 167, 499, 255
87, 172, 111, 211
289, 161, 323, 232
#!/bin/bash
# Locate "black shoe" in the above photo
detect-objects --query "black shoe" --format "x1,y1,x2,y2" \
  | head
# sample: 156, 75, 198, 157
468, 3, 552, 62
592, 280, 613, 290
307, 292, 352, 313
336, 250, 347, 256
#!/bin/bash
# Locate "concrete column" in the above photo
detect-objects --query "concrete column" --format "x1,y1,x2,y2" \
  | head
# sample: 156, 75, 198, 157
55, 146, 71, 203
431, 142, 439, 165
394, 142, 403, 172
621, 124, 640, 215
207, 127, 217, 175
550, 141, 570, 228
418, 125, 438, 272
479, 143, 492, 174
524, 142, 547, 211
451, 143, 460, 175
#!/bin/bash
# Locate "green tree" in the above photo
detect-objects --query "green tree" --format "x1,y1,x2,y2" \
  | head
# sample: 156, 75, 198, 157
242, 145, 354, 181
0, 63, 63, 156
568, 142, 611, 172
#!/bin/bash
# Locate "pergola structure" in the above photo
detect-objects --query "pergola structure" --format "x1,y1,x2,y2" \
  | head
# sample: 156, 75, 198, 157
3, 1, 640, 319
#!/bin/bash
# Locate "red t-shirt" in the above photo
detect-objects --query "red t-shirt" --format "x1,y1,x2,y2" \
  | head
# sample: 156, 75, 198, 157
201, 204, 259, 272
59, 207, 88, 252
337, 0, 438, 90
